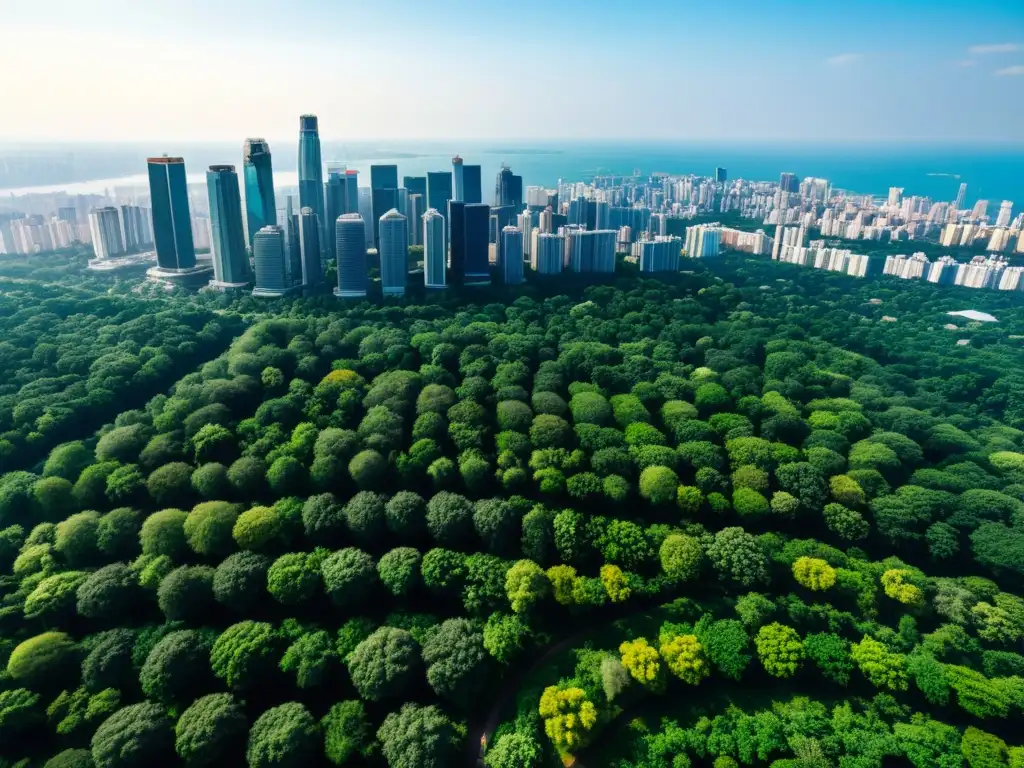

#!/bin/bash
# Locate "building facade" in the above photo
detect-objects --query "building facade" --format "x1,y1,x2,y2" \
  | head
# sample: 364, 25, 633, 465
206, 165, 250, 288
299, 207, 322, 289
243, 138, 276, 251
378, 208, 408, 296
297, 117, 325, 261
147, 156, 197, 270
423, 208, 446, 289
252, 225, 295, 296
88, 207, 125, 259
335, 213, 367, 298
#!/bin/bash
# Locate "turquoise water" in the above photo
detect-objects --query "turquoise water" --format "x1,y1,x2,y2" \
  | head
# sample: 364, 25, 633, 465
2, 141, 1022, 204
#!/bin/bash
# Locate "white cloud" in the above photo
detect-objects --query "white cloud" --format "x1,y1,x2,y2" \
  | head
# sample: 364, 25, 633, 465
994, 65, 1024, 76
969, 43, 1020, 54
826, 53, 861, 66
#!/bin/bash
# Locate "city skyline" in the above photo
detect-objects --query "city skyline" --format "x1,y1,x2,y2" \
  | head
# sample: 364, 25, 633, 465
2, 0, 1023, 143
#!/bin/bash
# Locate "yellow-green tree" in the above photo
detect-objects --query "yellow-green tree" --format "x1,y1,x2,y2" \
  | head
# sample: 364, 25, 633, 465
851, 635, 908, 691
792, 557, 836, 591
600, 564, 631, 603
754, 623, 804, 678
538, 685, 598, 752
659, 634, 709, 685
618, 638, 665, 691
881, 569, 923, 606
546, 565, 577, 606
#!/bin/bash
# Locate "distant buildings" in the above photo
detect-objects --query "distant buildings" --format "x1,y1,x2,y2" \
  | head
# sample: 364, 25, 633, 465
426, 171, 453, 220
463, 204, 491, 283
423, 208, 446, 289
684, 223, 722, 258
243, 138, 276, 251
534, 233, 565, 274
566, 228, 616, 273
378, 208, 408, 296
334, 213, 367, 298
146, 156, 211, 285
297, 116, 325, 261
325, 169, 358, 262
299, 207, 322, 289
206, 165, 250, 289
494, 165, 523, 209
639, 236, 682, 272
371, 165, 399, 249
88, 207, 125, 259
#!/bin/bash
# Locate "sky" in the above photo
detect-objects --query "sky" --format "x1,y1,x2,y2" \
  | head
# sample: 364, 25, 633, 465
2, 0, 1023, 143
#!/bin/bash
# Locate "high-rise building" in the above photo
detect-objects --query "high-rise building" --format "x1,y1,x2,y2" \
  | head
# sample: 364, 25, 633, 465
119, 205, 148, 251
996, 201, 1013, 228
147, 156, 196, 270
684, 223, 722, 258
448, 200, 466, 285
500, 226, 524, 285
284, 196, 302, 285
378, 208, 408, 296
518, 209, 533, 259
58, 206, 78, 224
206, 165, 250, 289
452, 155, 465, 202
371, 165, 399, 249
494, 165, 523, 208
299, 207, 322, 288
971, 200, 989, 220
357, 188, 373, 243
325, 170, 358, 262
88, 207, 125, 259
534, 233, 564, 274
403, 176, 426, 199
567, 229, 616, 273
252, 225, 297, 297
462, 165, 482, 204
779, 173, 799, 194
640, 237, 682, 273
954, 183, 967, 211
334, 213, 367, 298
423, 208, 446, 289
407, 194, 426, 246
243, 138, 276, 251
297, 117, 325, 261
427, 171, 453, 220
715, 168, 728, 183
464, 204, 491, 283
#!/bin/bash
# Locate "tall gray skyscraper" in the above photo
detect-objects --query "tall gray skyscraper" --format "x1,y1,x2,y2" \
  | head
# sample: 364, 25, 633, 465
500, 226, 524, 285
378, 208, 408, 296
463, 203, 491, 283
494, 165, 523, 208
206, 165, 250, 289
243, 138, 276, 251
299, 207, 322, 289
954, 182, 968, 211
462, 165, 482, 204
284, 196, 302, 286
325, 170, 358, 263
119, 205, 149, 251
335, 213, 367, 298
88, 207, 125, 259
407, 194, 426, 246
298, 115, 325, 260
147, 156, 196, 270
534, 233, 564, 274
452, 156, 465, 201
423, 208, 446, 289
779, 172, 799, 194
252, 225, 296, 297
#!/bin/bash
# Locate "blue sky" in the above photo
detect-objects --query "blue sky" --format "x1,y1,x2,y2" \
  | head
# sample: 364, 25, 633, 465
3, 0, 1022, 142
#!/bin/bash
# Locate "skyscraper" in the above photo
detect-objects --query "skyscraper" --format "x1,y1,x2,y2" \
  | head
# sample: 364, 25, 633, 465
252, 225, 296, 297
407, 194, 426, 246
297, 116, 325, 261
335, 213, 367, 298
147, 156, 196, 270
371, 165, 399, 249
403, 176, 426, 199
88, 207, 125, 259
779, 173, 799, 194
518, 209, 533, 260
243, 138, 276, 251
464, 203, 491, 283
534, 233, 564, 274
462, 165, 482, 204
715, 168, 728, 183
299, 207, 322, 289
640, 237, 682, 273
567, 229, 616, 273
325, 170, 358, 262
452, 156, 465, 201
495, 165, 523, 208
58, 206, 78, 224
378, 209, 408, 296
996, 201, 1014, 228
206, 164, 250, 289
119, 205, 148, 251
423, 208, 446, 289
954, 183, 968, 211
427, 171, 453, 219
500, 226, 524, 285
448, 200, 465, 285
285, 196, 302, 286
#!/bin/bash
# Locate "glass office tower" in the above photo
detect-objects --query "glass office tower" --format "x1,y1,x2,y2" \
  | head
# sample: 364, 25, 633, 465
206, 164, 250, 288
147, 156, 196, 270
298, 115, 325, 260
335, 213, 368, 298
243, 138, 276, 252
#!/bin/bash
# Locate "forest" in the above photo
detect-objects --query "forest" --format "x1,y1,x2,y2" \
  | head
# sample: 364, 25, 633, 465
0, 248, 1023, 768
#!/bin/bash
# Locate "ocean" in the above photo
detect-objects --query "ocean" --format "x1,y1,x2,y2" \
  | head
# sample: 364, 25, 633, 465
1, 141, 1021, 205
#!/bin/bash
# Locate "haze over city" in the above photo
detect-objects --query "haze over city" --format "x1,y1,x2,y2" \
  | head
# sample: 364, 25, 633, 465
3, 0, 1023, 143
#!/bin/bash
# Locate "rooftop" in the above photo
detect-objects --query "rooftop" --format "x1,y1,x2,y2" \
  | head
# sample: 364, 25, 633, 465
947, 310, 998, 322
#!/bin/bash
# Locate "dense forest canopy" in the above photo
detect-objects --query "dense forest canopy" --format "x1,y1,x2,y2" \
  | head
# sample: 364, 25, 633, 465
0, 249, 1023, 768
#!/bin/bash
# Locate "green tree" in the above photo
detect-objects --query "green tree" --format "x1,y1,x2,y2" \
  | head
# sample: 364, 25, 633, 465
322, 700, 372, 765
139, 508, 188, 559
660, 634, 710, 684
754, 623, 804, 678
377, 703, 459, 768
347, 627, 420, 702
280, 631, 337, 689
321, 547, 376, 608
91, 703, 173, 768
421, 617, 487, 702
803, 632, 853, 684
706, 527, 768, 587
174, 693, 247, 767
7, 631, 77, 688
210, 621, 280, 690
377, 547, 422, 597
213, 551, 270, 613
639, 465, 679, 504
76, 563, 140, 622
851, 635, 908, 691
245, 703, 319, 768
139, 629, 212, 706
158, 565, 215, 622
